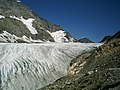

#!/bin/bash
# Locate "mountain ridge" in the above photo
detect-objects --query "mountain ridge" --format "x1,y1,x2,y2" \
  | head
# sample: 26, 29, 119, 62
0, 0, 75, 43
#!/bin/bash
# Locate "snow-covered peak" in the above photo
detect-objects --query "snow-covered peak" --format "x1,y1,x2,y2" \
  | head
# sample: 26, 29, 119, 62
0, 15, 5, 19
10, 16, 38, 35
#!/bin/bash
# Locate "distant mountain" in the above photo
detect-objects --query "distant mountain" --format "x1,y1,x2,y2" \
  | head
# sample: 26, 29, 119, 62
39, 31, 120, 90
78, 37, 93, 43
0, 0, 75, 43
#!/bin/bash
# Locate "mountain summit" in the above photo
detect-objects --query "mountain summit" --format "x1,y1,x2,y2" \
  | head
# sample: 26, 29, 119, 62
78, 37, 93, 43
0, 0, 75, 43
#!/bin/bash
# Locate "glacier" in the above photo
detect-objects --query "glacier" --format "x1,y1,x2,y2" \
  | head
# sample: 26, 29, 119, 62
0, 43, 102, 90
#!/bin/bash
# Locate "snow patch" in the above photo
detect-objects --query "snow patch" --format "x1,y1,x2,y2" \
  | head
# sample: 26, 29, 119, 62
10, 16, 38, 34
22, 36, 44, 43
0, 15, 5, 19
80, 61, 86, 67
69, 37, 75, 42
22, 35, 31, 42
0, 31, 20, 42
29, 37, 43, 43
17, 0, 21, 2
0, 31, 43, 43
47, 30, 70, 43
88, 71, 94, 75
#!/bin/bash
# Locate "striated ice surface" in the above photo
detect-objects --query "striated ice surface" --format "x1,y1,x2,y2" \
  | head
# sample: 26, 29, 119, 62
0, 43, 102, 90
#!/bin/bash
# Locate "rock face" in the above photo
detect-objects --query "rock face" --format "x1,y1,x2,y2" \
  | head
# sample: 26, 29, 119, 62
106, 31, 120, 43
100, 35, 112, 42
78, 37, 93, 43
100, 31, 120, 43
39, 31, 120, 90
0, 0, 75, 43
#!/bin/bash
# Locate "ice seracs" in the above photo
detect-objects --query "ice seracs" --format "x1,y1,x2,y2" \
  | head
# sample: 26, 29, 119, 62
10, 16, 38, 34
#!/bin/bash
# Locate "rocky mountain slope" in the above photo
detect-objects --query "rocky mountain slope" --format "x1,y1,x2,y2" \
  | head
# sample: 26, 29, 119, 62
100, 31, 120, 43
100, 35, 112, 43
0, 0, 75, 43
39, 31, 120, 90
106, 31, 120, 43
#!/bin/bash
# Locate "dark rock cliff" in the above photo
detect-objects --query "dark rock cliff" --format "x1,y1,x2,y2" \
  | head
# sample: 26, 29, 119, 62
100, 35, 112, 43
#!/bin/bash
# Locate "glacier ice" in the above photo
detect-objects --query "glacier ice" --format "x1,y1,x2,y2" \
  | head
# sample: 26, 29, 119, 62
0, 43, 102, 90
